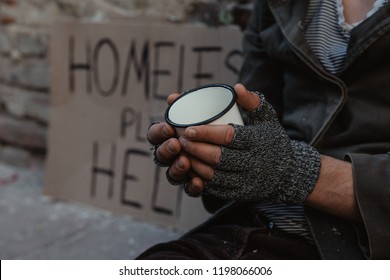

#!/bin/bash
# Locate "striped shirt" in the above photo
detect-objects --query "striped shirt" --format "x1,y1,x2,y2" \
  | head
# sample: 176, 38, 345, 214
305, 0, 386, 73
252, 202, 314, 241
253, 0, 386, 241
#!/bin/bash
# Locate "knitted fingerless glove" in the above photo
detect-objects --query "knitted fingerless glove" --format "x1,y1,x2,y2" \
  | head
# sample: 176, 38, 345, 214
203, 94, 321, 204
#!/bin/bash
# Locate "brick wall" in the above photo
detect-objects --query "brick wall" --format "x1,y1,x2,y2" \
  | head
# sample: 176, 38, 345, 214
0, 0, 252, 167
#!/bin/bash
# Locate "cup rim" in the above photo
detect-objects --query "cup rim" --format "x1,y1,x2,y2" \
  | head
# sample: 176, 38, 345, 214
164, 83, 237, 128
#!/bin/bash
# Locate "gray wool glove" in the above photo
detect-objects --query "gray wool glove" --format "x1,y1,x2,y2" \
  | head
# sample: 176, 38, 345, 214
203, 93, 321, 204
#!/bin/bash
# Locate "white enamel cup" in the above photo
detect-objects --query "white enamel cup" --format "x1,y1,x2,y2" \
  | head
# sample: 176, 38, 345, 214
165, 84, 244, 136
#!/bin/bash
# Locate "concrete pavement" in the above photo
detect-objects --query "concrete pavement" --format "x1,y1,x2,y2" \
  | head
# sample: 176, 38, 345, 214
0, 162, 184, 260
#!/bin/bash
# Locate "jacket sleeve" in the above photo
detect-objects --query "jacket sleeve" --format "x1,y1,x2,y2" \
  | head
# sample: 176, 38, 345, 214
346, 153, 390, 259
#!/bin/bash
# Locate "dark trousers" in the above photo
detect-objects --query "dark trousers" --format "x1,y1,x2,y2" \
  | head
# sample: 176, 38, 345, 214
136, 203, 320, 260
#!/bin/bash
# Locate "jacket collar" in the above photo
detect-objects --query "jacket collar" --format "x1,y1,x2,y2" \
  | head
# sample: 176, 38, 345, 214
267, 0, 390, 74
266, 0, 347, 146
267, 0, 323, 73
346, 2, 390, 69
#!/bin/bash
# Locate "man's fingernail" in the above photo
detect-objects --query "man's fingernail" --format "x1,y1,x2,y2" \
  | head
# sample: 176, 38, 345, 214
162, 125, 171, 137
176, 158, 185, 170
167, 140, 177, 154
186, 128, 196, 138
179, 136, 188, 146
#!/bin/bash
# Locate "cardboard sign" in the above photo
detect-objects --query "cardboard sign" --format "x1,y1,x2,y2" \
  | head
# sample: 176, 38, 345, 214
45, 20, 243, 229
